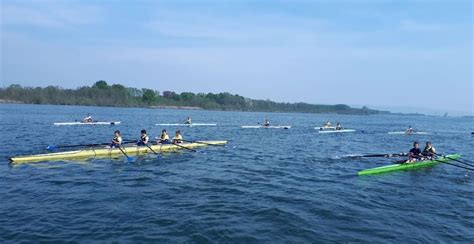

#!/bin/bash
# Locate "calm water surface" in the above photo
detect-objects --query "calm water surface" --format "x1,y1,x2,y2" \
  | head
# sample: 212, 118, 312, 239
0, 104, 473, 242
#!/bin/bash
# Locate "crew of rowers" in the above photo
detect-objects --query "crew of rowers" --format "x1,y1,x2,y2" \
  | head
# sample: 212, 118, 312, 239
322, 121, 342, 130
406, 141, 436, 162
110, 129, 184, 148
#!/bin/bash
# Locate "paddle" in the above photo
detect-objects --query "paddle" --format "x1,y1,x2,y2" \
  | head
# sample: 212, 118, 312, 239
350, 153, 407, 158
117, 146, 135, 162
173, 142, 197, 152
144, 144, 161, 158
433, 153, 474, 168
47, 140, 135, 151
182, 139, 225, 147
409, 155, 474, 171
431, 158, 474, 171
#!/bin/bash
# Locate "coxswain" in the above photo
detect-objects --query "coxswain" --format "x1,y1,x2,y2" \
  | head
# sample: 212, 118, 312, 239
335, 122, 342, 130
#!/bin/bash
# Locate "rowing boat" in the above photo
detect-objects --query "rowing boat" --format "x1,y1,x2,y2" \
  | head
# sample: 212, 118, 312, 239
9, 140, 227, 164
155, 123, 217, 126
358, 154, 461, 175
241, 125, 291, 129
317, 128, 356, 134
54, 121, 121, 126
388, 131, 430, 135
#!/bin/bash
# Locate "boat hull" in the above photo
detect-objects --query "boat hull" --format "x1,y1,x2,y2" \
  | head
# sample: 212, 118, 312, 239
54, 121, 121, 126
155, 123, 217, 126
388, 131, 430, 135
317, 129, 355, 133
9, 141, 227, 164
358, 154, 461, 175
241, 125, 291, 129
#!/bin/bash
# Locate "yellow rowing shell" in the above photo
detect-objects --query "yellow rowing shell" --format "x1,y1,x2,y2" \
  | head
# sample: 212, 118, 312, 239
9, 141, 228, 164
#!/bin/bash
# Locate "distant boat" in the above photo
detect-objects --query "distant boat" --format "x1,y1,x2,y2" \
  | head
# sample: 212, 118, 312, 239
443, 112, 448, 118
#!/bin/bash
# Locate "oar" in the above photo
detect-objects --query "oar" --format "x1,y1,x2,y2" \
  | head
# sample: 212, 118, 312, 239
47, 140, 135, 151
144, 144, 161, 158
432, 158, 474, 171
182, 139, 225, 147
117, 146, 135, 162
411, 155, 474, 171
173, 142, 197, 152
433, 153, 474, 168
350, 153, 407, 158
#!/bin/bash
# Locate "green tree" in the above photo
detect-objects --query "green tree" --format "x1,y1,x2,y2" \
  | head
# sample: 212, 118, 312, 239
93, 80, 108, 89
142, 89, 156, 104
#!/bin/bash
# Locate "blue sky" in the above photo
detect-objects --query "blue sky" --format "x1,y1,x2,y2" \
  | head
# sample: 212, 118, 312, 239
1, 0, 472, 115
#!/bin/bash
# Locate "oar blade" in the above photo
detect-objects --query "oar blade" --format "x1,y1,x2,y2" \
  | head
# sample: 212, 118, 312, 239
46, 145, 57, 151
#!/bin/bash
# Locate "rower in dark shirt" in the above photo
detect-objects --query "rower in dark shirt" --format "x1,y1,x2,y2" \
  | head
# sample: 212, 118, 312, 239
406, 141, 421, 163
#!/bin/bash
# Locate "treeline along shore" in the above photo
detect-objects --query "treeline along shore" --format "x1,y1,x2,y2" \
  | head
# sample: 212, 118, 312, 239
0, 81, 388, 115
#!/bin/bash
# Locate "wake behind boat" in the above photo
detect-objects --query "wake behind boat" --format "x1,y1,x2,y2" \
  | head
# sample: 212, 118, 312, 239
54, 121, 120, 126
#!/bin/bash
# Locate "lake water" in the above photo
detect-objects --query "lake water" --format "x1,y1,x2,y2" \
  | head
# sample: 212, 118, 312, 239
0, 104, 473, 242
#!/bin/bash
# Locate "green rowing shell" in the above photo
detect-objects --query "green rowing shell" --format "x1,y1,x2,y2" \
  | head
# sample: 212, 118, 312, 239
358, 154, 461, 176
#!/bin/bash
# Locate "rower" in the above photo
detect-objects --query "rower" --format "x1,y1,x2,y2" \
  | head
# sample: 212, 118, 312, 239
157, 129, 170, 144
137, 129, 149, 146
83, 113, 93, 123
406, 126, 414, 134
406, 141, 421, 162
111, 130, 123, 148
335, 122, 342, 130
184, 117, 192, 125
263, 119, 270, 127
422, 141, 436, 158
172, 130, 183, 144
324, 121, 332, 128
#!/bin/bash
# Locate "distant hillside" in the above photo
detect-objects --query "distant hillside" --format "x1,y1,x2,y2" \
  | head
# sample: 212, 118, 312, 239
0, 81, 388, 115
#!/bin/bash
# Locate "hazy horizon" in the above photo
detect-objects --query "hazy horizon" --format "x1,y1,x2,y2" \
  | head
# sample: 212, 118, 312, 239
1, 0, 472, 115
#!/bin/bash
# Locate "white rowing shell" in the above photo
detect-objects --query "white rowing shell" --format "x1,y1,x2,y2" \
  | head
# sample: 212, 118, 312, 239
241, 125, 291, 129
388, 131, 430, 135
53, 121, 121, 126
155, 123, 217, 126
